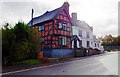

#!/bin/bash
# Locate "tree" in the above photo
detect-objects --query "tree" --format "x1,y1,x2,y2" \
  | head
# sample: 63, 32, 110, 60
2, 23, 16, 65
2, 22, 40, 65
13, 22, 40, 61
99, 35, 120, 46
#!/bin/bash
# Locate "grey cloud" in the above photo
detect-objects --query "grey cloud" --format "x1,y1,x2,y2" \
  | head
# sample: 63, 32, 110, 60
0, 0, 118, 37
93, 18, 118, 36
1, 2, 53, 25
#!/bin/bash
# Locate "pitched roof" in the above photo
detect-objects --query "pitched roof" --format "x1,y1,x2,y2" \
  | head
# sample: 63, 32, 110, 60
77, 20, 93, 30
93, 35, 100, 43
28, 7, 62, 26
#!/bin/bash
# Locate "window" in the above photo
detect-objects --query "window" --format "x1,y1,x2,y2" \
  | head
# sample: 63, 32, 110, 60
58, 23, 62, 29
78, 30, 82, 37
63, 24, 67, 30
62, 37, 67, 45
58, 36, 66, 45
39, 25, 44, 31
58, 37, 62, 45
40, 37, 44, 43
87, 41, 89, 47
58, 23, 67, 30
95, 43, 96, 47
98, 44, 99, 47
87, 32, 90, 38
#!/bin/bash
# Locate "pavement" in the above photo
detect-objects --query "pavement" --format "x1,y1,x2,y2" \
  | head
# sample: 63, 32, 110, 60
2, 51, 118, 76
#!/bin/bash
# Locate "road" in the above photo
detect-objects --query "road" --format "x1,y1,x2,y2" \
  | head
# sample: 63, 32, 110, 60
3, 51, 118, 75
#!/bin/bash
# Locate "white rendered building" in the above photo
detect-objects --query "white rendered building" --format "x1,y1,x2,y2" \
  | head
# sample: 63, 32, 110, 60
71, 13, 104, 51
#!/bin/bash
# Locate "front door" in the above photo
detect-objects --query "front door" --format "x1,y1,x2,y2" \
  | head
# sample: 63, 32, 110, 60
59, 37, 62, 49
74, 40, 77, 48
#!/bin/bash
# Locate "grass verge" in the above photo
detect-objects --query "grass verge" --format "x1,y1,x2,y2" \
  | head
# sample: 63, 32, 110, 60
16, 59, 42, 65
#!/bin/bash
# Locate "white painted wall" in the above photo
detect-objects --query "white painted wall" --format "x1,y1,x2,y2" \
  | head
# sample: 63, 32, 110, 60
72, 21, 104, 51
71, 13, 104, 51
72, 23, 94, 48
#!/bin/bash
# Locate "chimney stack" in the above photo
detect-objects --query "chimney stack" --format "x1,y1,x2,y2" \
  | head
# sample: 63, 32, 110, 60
72, 13, 77, 26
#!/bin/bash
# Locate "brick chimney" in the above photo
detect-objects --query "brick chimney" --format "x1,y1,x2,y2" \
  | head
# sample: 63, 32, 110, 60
71, 12, 78, 26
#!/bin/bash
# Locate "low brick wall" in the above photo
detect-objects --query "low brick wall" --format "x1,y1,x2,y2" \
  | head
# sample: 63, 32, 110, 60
88, 48, 101, 56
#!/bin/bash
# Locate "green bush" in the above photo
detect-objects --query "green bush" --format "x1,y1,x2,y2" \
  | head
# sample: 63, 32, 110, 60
106, 49, 111, 52
75, 47, 87, 57
2, 22, 40, 65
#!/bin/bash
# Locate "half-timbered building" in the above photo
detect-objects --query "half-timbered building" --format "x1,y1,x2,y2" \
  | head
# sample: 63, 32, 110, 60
28, 2, 73, 57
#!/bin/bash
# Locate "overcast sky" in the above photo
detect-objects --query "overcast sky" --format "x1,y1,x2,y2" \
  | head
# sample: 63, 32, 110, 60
0, 0, 119, 37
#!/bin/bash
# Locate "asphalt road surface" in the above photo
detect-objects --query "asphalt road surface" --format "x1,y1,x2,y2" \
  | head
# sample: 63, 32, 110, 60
3, 51, 118, 75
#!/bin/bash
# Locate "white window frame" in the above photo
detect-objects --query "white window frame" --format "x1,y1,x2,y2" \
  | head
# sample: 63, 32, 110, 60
62, 37, 67, 45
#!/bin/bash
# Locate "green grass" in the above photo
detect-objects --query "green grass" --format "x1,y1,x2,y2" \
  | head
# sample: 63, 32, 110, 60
48, 58, 60, 61
48, 55, 74, 61
105, 48, 111, 52
17, 59, 42, 65
63, 55, 74, 58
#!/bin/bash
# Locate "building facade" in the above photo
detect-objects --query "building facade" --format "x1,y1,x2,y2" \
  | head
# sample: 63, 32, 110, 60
28, 2, 73, 57
71, 13, 104, 51
28, 2, 104, 57
93, 35, 104, 52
